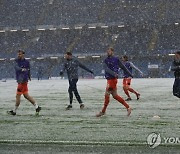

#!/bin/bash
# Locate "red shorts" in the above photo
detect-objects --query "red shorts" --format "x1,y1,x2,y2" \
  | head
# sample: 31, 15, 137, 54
106, 78, 118, 91
123, 78, 131, 87
17, 82, 28, 95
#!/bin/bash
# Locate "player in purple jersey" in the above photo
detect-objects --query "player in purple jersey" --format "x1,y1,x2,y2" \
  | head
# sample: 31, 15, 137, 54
7, 50, 41, 115
122, 55, 143, 101
96, 48, 133, 117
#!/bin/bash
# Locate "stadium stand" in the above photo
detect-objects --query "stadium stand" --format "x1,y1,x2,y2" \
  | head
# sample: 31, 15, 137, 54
0, 0, 179, 79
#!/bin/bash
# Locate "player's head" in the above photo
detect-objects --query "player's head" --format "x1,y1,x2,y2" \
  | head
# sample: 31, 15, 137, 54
65, 52, 72, 60
17, 50, 25, 59
107, 47, 114, 56
122, 55, 128, 62
175, 51, 180, 60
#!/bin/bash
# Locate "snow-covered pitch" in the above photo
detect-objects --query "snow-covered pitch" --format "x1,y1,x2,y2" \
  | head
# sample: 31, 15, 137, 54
0, 78, 180, 153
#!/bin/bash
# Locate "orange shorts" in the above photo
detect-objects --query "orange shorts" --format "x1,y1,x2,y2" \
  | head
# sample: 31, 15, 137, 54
123, 78, 131, 87
106, 78, 118, 91
17, 82, 28, 95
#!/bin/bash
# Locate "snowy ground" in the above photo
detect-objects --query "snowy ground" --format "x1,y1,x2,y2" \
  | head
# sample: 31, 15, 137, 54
0, 78, 180, 153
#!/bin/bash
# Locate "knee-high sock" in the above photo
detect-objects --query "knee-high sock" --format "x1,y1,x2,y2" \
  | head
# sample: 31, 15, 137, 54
123, 87, 131, 98
102, 95, 110, 113
128, 88, 138, 95
113, 95, 129, 109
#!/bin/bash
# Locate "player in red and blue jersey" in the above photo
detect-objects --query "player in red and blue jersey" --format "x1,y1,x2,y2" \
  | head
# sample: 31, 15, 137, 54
122, 55, 143, 101
7, 50, 41, 115
96, 48, 133, 117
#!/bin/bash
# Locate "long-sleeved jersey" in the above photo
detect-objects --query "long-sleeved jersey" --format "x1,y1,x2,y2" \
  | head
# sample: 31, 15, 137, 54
14, 58, 30, 83
171, 59, 180, 78
61, 58, 93, 80
104, 56, 133, 80
123, 61, 143, 78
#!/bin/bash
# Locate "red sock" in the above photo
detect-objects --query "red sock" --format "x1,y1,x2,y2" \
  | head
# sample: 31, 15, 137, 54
113, 95, 129, 109
128, 88, 138, 95
102, 95, 110, 113
123, 87, 131, 98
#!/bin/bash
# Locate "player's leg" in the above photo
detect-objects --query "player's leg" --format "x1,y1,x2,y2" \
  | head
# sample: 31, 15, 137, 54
67, 80, 73, 109
112, 79, 131, 116
126, 78, 140, 100
15, 94, 21, 111
7, 94, 22, 115
123, 86, 131, 100
96, 88, 110, 117
123, 78, 131, 101
23, 93, 35, 105
177, 79, 180, 98
23, 83, 41, 114
128, 88, 140, 100
23, 93, 41, 113
173, 78, 180, 98
72, 79, 84, 109
7, 83, 22, 115
68, 88, 73, 104
112, 90, 131, 116
96, 79, 113, 117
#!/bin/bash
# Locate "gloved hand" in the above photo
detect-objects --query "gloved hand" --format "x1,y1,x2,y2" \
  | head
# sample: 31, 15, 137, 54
90, 70, 94, 75
21, 68, 27, 72
60, 71, 64, 76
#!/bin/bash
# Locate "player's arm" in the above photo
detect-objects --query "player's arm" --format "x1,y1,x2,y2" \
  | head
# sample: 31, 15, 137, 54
14, 60, 27, 72
119, 60, 133, 78
78, 61, 94, 74
27, 61, 31, 81
14, 60, 22, 71
60, 63, 66, 76
103, 62, 117, 77
171, 62, 180, 71
171, 66, 180, 71
130, 62, 143, 76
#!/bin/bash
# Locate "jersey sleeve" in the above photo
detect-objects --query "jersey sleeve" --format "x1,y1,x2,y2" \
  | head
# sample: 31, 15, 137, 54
14, 59, 22, 71
129, 62, 143, 74
119, 60, 133, 77
27, 61, 31, 80
60, 62, 66, 73
78, 60, 93, 74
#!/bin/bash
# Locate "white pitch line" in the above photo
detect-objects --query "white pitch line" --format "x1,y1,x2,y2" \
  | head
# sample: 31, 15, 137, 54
1, 140, 178, 147
0, 139, 146, 146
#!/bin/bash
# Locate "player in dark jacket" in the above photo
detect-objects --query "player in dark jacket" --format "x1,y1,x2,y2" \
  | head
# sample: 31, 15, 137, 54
7, 50, 41, 115
96, 47, 133, 117
60, 52, 94, 110
171, 51, 180, 98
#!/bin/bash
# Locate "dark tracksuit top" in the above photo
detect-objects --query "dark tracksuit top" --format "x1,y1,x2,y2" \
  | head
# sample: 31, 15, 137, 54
171, 58, 180, 98
62, 58, 93, 80
171, 59, 180, 79
14, 58, 30, 83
